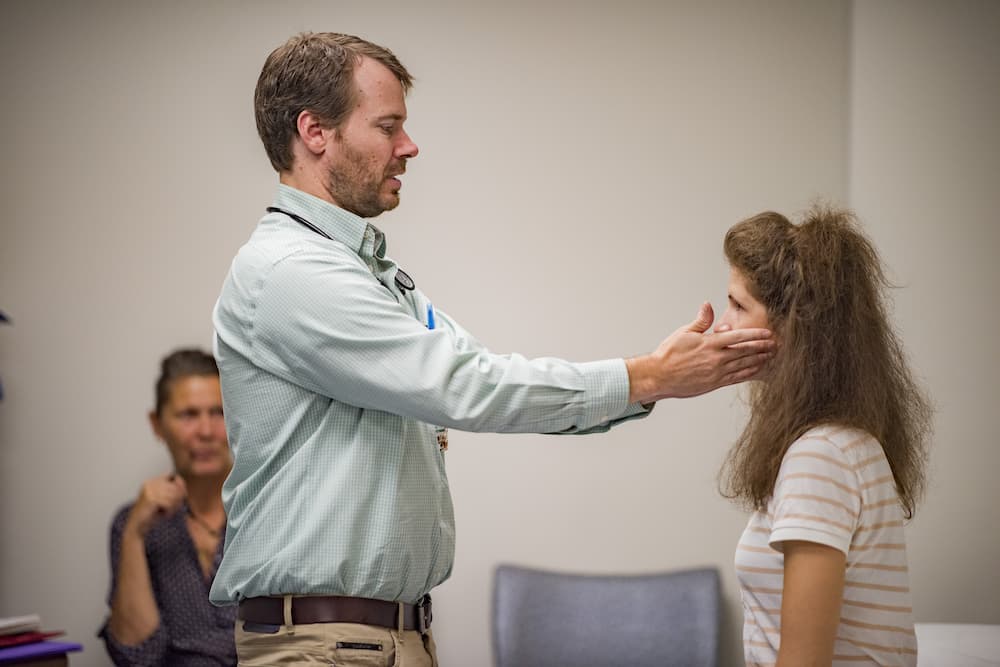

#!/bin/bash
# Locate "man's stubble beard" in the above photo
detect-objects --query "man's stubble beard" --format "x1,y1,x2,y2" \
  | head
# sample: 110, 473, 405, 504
325, 142, 402, 219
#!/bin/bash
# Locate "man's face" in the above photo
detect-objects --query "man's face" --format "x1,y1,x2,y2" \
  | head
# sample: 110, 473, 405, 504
325, 57, 419, 218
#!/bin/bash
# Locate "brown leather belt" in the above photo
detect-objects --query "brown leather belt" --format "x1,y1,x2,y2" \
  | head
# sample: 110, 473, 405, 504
238, 595, 432, 633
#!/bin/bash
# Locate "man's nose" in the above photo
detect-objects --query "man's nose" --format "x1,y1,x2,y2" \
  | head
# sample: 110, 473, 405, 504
397, 131, 418, 159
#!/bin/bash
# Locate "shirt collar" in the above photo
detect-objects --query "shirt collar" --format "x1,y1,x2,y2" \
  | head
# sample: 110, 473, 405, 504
273, 184, 387, 260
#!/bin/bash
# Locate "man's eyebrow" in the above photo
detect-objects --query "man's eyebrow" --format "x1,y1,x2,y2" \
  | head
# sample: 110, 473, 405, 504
375, 113, 406, 122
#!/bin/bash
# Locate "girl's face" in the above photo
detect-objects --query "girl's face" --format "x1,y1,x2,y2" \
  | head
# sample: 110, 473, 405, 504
718, 266, 770, 331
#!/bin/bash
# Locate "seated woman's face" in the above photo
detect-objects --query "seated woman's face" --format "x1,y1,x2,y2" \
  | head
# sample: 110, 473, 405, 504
718, 266, 770, 331
151, 375, 232, 479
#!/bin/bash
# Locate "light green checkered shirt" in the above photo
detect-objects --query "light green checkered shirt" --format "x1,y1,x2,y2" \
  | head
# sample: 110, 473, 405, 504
209, 184, 650, 605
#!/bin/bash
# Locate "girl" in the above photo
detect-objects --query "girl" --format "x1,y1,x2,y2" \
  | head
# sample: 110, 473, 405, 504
717, 206, 931, 666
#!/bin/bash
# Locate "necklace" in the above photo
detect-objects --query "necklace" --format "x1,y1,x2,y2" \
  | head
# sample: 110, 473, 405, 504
186, 507, 223, 538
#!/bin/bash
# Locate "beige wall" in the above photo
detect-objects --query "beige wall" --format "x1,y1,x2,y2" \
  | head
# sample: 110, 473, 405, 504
0, 2, 993, 666
849, 0, 1000, 623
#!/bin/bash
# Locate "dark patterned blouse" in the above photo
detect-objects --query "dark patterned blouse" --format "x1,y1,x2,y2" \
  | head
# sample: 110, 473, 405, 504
98, 502, 237, 666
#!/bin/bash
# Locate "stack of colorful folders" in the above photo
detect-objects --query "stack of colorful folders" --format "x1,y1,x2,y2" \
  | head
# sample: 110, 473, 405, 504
0, 614, 82, 664
0, 614, 63, 648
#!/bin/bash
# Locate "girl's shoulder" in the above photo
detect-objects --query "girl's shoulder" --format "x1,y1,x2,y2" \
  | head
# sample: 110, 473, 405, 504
792, 423, 883, 462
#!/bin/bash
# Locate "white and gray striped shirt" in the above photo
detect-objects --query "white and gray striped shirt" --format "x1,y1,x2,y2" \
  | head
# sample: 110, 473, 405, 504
736, 424, 918, 666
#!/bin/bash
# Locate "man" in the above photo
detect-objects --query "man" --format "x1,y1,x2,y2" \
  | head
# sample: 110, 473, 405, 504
211, 32, 773, 666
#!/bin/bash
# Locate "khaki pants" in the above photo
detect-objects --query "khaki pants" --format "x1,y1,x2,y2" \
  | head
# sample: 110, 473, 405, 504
236, 620, 439, 667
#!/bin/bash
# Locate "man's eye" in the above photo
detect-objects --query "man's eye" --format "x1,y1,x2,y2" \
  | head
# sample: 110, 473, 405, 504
380, 125, 394, 135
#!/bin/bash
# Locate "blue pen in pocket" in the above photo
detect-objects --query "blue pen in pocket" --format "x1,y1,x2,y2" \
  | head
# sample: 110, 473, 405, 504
425, 302, 447, 450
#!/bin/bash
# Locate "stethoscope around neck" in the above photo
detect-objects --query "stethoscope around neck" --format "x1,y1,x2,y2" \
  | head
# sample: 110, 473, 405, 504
266, 206, 416, 292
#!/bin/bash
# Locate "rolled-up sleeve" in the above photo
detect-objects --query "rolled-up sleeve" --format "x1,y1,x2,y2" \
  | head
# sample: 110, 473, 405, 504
98, 623, 169, 667
97, 509, 170, 667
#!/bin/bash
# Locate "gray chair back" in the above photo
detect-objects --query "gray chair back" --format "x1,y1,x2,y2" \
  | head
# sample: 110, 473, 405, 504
492, 564, 720, 667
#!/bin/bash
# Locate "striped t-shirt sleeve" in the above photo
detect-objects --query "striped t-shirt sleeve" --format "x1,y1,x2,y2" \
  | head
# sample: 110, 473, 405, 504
769, 435, 861, 555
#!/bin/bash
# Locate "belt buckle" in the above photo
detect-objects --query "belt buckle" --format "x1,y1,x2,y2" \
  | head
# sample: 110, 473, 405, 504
416, 595, 432, 634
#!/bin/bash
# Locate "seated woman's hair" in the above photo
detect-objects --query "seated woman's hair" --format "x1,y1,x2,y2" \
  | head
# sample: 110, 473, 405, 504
719, 205, 931, 518
154, 348, 219, 416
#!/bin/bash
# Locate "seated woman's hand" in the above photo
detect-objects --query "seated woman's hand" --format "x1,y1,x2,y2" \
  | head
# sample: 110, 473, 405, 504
126, 473, 187, 538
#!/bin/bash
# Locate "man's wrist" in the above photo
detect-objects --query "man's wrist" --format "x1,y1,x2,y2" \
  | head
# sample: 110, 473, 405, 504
625, 355, 660, 405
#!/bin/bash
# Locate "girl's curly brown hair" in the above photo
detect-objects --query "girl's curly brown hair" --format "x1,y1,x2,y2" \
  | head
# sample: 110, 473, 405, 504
719, 205, 931, 518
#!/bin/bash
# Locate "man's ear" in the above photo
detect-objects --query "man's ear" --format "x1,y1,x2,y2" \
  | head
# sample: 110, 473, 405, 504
296, 109, 334, 156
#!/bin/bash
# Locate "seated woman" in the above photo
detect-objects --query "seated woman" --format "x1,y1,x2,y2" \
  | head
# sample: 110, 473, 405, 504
717, 206, 931, 666
98, 349, 237, 666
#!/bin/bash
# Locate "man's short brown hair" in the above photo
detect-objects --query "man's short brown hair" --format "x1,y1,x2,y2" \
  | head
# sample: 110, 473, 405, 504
254, 32, 413, 173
